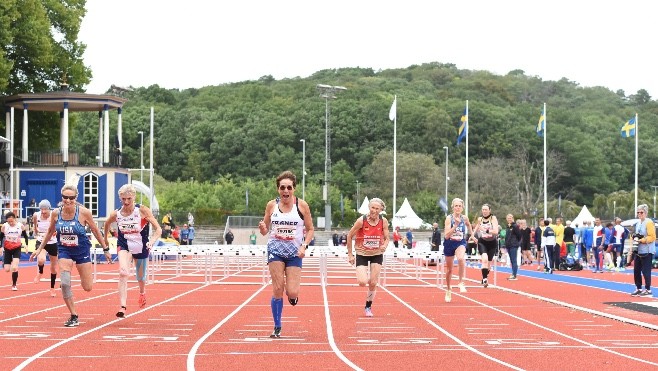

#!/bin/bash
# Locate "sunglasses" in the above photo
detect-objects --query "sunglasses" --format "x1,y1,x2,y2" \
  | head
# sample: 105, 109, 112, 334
278, 185, 294, 191
637, 211, 645, 214
61, 194, 76, 200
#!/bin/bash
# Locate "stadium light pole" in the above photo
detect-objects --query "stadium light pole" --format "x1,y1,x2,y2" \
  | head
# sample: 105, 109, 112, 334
317, 84, 346, 231
651, 186, 658, 219
138, 131, 144, 204
356, 180, 360, 210
443, 146, 449, 216
300, 139, 305, 200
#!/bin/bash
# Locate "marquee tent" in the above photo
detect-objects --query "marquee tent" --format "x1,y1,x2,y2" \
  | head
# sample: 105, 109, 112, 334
358, 197, 370, 214
571, 205, 594, 227
392, 198, 431, 229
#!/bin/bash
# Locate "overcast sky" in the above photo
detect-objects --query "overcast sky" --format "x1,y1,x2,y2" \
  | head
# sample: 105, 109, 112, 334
79, 0, 656, 99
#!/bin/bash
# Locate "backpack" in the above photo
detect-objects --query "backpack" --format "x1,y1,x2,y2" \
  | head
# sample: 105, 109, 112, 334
558, 255, 583, 271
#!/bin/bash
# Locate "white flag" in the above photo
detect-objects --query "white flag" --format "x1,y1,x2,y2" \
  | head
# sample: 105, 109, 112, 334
389, 96, 396, 121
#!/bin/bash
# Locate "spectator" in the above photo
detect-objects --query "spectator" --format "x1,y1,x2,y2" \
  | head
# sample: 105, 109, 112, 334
630, 204, 654, 297
187, 225, 195, 245
187, 212, 194, 226
534, 217, 545, 270
332, 233, 339, 246
250, 230, 257, 245
406, 228, 413, 249
161, 211, 174, 229
180, 224, 190, 245
340, 232, 347, 246
431, 223, 441, 251
172, 226, 180, 241
392, 226, 401, 248
225, 229, 234, 245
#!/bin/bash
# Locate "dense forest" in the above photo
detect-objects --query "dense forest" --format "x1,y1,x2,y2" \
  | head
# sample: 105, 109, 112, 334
2, 1, 657, 225
63, 63, 657, 225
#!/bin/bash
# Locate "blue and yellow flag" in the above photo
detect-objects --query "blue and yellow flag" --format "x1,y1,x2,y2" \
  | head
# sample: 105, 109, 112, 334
457, 108, 467, 145
536, 107, 545, 137
620, 116, 636, 138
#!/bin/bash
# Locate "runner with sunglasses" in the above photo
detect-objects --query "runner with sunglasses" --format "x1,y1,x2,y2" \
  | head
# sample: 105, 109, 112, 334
30, 184, 107, 327
258, 171, 314, 338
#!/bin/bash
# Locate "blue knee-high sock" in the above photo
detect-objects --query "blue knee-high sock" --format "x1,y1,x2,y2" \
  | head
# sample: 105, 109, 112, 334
271, 297, 284, 328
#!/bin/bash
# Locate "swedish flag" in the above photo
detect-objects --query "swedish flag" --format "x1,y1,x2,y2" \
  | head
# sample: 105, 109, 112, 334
536, 107, 545, 137
457, 108, 467, 145
620, 116, 636, 138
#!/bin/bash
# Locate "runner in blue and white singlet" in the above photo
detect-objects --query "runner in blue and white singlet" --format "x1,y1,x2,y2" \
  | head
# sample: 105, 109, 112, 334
104, 184, 161, 318
442, 198, 472, 303
30, 185, 108, 327
259, 171, 314, 339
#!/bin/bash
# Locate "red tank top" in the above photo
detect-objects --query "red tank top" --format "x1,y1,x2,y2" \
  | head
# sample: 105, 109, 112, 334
355, 215, 384, 256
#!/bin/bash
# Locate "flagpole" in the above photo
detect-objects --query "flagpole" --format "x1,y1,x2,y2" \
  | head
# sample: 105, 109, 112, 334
392, 96, 397, 221
543, 102, 547, 219
634, 112, 638, 212
465, 100, 469, 217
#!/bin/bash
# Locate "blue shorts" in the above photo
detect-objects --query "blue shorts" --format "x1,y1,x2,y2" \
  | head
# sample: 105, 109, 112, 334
613, 244, 623, 254
58, 246, 91, 264
268, 253, 303, 268
443, 239, 466, 257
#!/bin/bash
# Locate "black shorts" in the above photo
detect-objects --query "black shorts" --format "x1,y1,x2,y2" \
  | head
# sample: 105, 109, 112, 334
3, 248, 21, 265
478, 239, 498, 261
356, 254, 384, 267
38, 242, 58, 257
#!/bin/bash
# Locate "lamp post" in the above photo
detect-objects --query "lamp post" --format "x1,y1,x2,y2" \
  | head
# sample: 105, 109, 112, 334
443, 146, 449, 216
356, 180, 360, 210
300, 139, 305, 200
652, 186, 658, 218
138, 131, 144, 204
316, 84, 346, 231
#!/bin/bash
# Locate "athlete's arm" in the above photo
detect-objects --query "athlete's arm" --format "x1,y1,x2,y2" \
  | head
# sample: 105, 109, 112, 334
81, 207, 107, 250
103, 210, 117, 247
259, 200, 275, 236
380, 218, 390, 252
346, 217, 364, 265
140, 205, 162, 248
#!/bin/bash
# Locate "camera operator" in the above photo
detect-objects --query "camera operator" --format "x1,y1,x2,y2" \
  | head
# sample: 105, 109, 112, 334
629, 204, 655, 297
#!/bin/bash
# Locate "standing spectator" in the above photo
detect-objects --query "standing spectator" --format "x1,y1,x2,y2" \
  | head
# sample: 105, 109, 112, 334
534, 218, 545, 270
563, 220, 576, 257
542, 219, 556, 274
582, 221, 594, 267
250, 230, 257, 245
406, 228, 414, 249
332, 233, 339, 246
603, 222, 615, 270
431, 223, 441, 251
630, 204, 654, 297
612, 217, 625, 270
187, 212, 194, 226
553, 218, 565, 269
172, 226, 180, 241
592, 218, 604, 273
187, 224, 195, 245
504, 215, 522, 280
340, 232, 347, 246
225, 229, 234, 245
392, 226, 401, 248
180, 224, 189, 245
161, 211, 174, 229
519, 219, 532, 265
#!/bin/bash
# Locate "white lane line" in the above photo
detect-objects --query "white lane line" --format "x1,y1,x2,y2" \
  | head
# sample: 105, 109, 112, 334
380, 286, 524, 370
388, 275, 658, 368
14, 266, 259, 370
186, 284, 268, 371
321, 275, 364, 371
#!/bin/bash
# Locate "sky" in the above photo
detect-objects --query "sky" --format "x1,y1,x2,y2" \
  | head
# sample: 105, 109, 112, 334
79, 0, 657, 99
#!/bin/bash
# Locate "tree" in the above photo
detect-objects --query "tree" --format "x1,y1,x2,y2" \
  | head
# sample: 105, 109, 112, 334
1, 0, 91, 94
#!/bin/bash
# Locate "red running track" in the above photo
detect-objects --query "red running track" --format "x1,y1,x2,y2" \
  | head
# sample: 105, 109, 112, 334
1, 256, 657, 370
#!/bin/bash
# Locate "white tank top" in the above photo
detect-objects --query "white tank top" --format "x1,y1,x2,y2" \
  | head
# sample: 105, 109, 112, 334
36, 212, 57, 244
267, 198, 305, 258
3, 222, 24, 249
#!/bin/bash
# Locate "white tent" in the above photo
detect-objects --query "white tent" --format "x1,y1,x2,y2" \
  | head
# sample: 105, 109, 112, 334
358, 196, 370, 214
392, 198, 430, 229
571, 205, 594, 227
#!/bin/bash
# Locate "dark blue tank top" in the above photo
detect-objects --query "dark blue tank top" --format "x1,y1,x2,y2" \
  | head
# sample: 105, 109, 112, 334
56, 205, 92, 250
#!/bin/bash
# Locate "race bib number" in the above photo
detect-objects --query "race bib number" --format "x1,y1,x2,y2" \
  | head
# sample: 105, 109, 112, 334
362, 236, 380, 250
60, 234, 79, 247
126, 233, 144, 254
451, 230, 464, 241
273, 226, 295, 241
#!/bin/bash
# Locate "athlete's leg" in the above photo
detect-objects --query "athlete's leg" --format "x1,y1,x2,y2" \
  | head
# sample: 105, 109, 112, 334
35, 249, 47, 283
445, 255, 455, 289
269, 261, 285, 332
118, 250, 131, 309
284, 265, 302, 301
356, 265, 368, 286
59, 258, 76, 315
455, 246, 466, 284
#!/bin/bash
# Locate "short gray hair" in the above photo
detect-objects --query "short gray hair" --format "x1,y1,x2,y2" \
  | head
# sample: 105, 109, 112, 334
637, 204, 649, 215
369, 197, 386, 211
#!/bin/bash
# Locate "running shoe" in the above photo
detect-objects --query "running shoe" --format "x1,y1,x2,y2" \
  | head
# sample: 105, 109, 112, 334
34, 273, 42, 284
630, 289, 642, 296
458, 282, 467, 293
139, 293, 147, 308
270, 327, 282, 338
639, 290, 653, 297
507, 276, 518, 281
288, 296, 298, 306
64, 315, 79, 327
12, 286, 17, 291
445, 290, 452, 303
365, 307, 373, 317
482, 278, 488, 288
50, 288, 56, 297
116, 306, 127, 318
